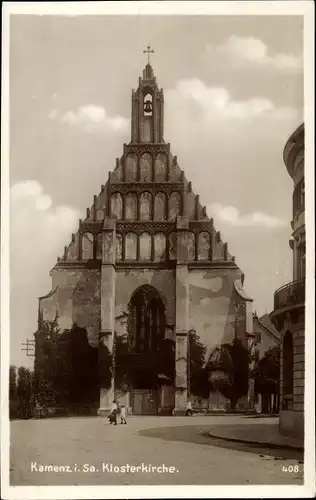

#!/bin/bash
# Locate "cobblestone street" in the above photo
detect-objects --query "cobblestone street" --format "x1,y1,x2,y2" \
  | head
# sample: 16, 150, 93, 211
10, 415, 303, 486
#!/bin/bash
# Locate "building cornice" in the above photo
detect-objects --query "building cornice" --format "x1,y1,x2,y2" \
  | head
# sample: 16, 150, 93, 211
283, 123, 304, 179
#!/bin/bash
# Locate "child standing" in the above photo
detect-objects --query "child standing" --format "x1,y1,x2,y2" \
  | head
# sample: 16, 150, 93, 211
120, 404, 127, 424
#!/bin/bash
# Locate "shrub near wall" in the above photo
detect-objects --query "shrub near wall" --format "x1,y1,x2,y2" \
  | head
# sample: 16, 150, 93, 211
9, 365, 35, 419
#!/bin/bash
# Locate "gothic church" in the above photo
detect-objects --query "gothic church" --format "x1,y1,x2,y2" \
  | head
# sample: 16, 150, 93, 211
37, 59, 253, 415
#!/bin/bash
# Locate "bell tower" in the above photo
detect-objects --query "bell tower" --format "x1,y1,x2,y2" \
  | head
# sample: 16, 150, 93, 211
131, 46, 164, 144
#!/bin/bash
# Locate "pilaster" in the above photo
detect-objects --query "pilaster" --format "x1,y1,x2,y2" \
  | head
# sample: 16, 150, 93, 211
174, 216, 189, 414
98, 217, 116, 415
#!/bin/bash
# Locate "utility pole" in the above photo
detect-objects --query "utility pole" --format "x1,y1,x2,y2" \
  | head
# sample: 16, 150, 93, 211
21, 339, 35, 358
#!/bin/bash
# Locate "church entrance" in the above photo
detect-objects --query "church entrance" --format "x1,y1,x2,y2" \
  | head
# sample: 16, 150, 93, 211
131, 389, 159, 415
127, 285, 174, 415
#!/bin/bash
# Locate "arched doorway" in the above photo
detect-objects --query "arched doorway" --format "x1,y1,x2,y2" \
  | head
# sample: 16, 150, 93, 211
282, 331, 294, 410
127, 285, 174, 414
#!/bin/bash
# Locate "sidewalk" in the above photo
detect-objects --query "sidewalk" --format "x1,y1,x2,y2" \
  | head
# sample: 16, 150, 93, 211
209, 421, 304, 450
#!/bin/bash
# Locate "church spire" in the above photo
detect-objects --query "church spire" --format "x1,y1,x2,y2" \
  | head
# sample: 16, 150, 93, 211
130, 47, 164, 144
143, 44, 154, 65
142, 45, 155, 79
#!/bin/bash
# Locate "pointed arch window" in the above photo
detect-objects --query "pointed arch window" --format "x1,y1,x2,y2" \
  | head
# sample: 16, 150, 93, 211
198, 232, 211, 260
116, 233, 123, 261
154, 192, 167, 221
96, 233, 103, 260
111, 193, 123, 219
188, 232, 196, 260
125, 154, 138, 182
139, 232, 152, 261
155, 153, 167, 182
82, 232, 94, 260
154, 233, 167, 261
125, 232, 137, 260
125, 193, 137, 221
140, 153, 153, 182
128, 286, 166, 354
168, 192, 181, 221
140, 192, 152, 220
168, 232, 177, 260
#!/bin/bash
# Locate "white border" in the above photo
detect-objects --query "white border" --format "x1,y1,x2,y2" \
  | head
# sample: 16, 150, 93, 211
0, 1, 314, 15
1, 1, 315, 499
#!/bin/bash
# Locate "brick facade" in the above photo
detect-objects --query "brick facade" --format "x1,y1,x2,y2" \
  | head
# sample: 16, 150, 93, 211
36, 63, 253, 415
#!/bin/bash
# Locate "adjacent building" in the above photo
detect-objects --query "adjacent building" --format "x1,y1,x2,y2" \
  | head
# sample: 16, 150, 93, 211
251, 313, 281, 414
270, 123, 305, 438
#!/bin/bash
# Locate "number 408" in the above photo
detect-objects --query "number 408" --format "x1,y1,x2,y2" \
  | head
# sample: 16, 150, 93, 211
282, 465, 300, 473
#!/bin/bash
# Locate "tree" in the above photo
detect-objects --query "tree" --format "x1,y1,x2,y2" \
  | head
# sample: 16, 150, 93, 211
9, 365, 18, 418
188, 330, 209, 400
254, 346, 280, 399
35, 320, 99, 412
208, 338, 249, 409
17, 367, 34, 418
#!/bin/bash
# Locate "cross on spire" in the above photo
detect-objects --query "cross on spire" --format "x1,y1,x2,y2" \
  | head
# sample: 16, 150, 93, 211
143, 44, 154, 64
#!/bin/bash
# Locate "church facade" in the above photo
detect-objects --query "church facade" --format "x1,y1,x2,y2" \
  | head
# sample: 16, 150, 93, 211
37, 62, 253, 415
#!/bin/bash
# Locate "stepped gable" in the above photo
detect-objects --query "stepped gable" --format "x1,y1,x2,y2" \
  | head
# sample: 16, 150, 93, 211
53, 63, 236, 270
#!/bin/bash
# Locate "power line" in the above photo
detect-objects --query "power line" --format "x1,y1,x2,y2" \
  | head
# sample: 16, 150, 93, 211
21, 339, 35, 357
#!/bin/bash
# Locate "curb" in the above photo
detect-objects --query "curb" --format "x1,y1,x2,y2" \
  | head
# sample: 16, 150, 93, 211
208, 432, 304, 451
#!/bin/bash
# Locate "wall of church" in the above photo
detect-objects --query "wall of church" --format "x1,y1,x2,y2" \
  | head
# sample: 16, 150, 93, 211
112, 230, 224, 263
187, 268, 245, 360
111, 158, 123, 182
40, 268, 101, 347
114, 269, 175, 335
62, 184, 108, 261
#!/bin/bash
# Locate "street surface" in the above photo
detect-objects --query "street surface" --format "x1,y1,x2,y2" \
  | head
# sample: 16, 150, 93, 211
10, 415, 303, 485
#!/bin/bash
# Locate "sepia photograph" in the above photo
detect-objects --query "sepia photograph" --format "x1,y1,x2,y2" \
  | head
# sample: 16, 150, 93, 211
1, 1, 314, 499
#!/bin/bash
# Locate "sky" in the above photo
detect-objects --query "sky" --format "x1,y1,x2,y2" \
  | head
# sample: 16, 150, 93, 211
9, 14, 304, 367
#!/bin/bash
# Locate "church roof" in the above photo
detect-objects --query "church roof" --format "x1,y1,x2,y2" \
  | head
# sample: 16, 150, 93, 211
255, 313, 281, 342
234, 280, 253, 302
52, 61, 241, 272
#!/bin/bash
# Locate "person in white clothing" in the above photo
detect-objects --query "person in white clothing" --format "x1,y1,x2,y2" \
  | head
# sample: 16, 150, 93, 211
108, 400, 118, 425
120, 404, 127, 424
185, 400, 193, 416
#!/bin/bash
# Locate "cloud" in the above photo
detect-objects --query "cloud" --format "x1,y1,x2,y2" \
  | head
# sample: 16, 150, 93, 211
11, 180, 53, 211
49, 105, 129, 134
207, 35, 302, 72
11, 180, 80, 274
48, 109, 57, 119
208, 203, 288, 229
10, 181, 81, 362
165, 79, 296, 122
